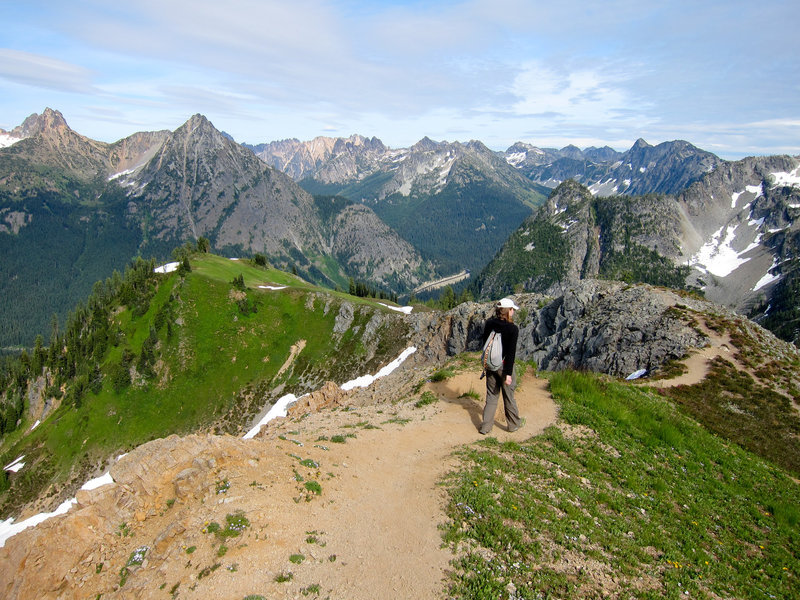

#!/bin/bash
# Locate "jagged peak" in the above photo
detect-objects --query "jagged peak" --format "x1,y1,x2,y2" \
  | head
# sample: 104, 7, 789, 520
182, 113, 215, 131
464, 139, 491, 153
506, 141, 538, 153
631, 138, 652, 150
411, 136, 440, 152
13, 107, 70, 138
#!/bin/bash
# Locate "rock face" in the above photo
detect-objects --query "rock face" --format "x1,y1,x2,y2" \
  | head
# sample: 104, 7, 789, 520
0, 434, 279, 599
521, 282, 709, 376
410, 280, 713, 378
287, 380, 348, 415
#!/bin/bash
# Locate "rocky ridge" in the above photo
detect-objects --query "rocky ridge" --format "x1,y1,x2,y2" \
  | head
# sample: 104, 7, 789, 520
504, 137, 723, 197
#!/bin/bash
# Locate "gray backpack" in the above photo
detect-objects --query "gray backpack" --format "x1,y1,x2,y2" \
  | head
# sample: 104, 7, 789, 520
481, 330, 503, 373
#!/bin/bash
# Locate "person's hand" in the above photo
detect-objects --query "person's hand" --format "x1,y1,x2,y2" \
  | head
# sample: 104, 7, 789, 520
505, 375, 512, 386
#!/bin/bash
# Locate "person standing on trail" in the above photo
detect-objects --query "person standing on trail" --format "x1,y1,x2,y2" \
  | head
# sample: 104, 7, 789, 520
479, 297, 522, 434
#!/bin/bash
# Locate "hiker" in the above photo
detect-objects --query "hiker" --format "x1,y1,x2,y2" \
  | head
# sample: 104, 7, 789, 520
479, 297, 522, 434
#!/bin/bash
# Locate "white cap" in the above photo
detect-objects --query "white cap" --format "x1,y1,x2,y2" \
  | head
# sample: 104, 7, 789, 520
497, 297, 520, 310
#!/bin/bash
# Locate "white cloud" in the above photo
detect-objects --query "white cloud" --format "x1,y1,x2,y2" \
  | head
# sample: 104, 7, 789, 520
510, 62, 641, 125
0, 49, 95, 94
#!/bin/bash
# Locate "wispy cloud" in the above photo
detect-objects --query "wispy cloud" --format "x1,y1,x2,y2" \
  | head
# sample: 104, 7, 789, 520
0, 49, 96, 94
1, 0, 797, 157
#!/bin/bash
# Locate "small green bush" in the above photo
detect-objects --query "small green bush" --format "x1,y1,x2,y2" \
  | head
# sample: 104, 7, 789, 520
431, 368, 455, 382
415, 391, 438, 408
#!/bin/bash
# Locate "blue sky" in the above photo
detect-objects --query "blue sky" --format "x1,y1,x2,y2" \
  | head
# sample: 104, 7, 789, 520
1, 0, 797, 159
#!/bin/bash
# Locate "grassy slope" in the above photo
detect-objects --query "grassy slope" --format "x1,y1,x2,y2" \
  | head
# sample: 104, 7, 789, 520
0, 254, 411, 517
443, 370, 800, 599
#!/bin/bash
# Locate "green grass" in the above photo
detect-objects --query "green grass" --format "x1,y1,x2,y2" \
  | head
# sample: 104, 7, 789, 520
430, 367, 456, 382
442, 370, 800, 599
0, 253, 413, 516
415, 391, 438, 408
660, 357, 800, 475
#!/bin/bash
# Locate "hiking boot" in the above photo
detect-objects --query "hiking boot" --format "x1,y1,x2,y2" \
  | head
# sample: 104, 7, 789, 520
507, 417, 526, 432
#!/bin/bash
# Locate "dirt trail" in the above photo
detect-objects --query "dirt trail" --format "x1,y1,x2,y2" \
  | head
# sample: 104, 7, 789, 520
213, 369, 558, 599
0, 369, 558, 599
647, 317, 736, 389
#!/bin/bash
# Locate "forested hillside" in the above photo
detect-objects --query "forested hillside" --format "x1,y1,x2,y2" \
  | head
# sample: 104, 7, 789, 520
476, 181, 693, 298
0, 186, 144, 349
0, 251, 413, 518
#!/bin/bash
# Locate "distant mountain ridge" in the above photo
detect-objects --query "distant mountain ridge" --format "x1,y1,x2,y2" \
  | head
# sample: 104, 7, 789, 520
0, 110, 433, 347
477, 154, 800, 345
253, 134, 549, 273
3, 107, 799, 347
502, 137, 723, 196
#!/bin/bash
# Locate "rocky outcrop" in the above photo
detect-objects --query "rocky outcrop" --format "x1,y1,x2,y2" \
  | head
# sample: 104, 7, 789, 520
410, 280, 713, 378
522, 281, 709, 376
287, 381, 348, 416
0, 434, 265, 599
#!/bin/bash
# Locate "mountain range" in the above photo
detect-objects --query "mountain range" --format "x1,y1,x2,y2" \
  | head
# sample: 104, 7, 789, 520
254, 129, 800, 347
2, 108, 799, 350
0, 110, 434, 347
250, 135, 549, 273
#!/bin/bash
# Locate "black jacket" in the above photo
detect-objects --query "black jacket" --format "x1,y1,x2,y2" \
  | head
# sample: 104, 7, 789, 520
482, 317, 518, 378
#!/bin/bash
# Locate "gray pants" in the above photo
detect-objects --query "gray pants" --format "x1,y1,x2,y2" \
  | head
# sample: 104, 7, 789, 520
480, 368, 520, 434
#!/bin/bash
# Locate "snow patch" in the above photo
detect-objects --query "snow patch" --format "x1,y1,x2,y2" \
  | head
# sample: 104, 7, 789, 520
341, 347, 417, 391
505, 152, 527, 166
4, 455, 25, 473
745, 184, 763, 197
770, 165, 800, 188
154, 262, 179, 274
0, 467, 119, 548
0, 498, 77, 548
107, 168, 136, 182
378, 302, 413, 314
753, 257, 780, 292
0, 132, 24, 148
243, 346, 417, 438
753, 271, 780, 292
626, 368, 647, 381
690, 224, 760, 278
82, 472, 115, 491
258, 285, 287, 290
243, 393, 304, 439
